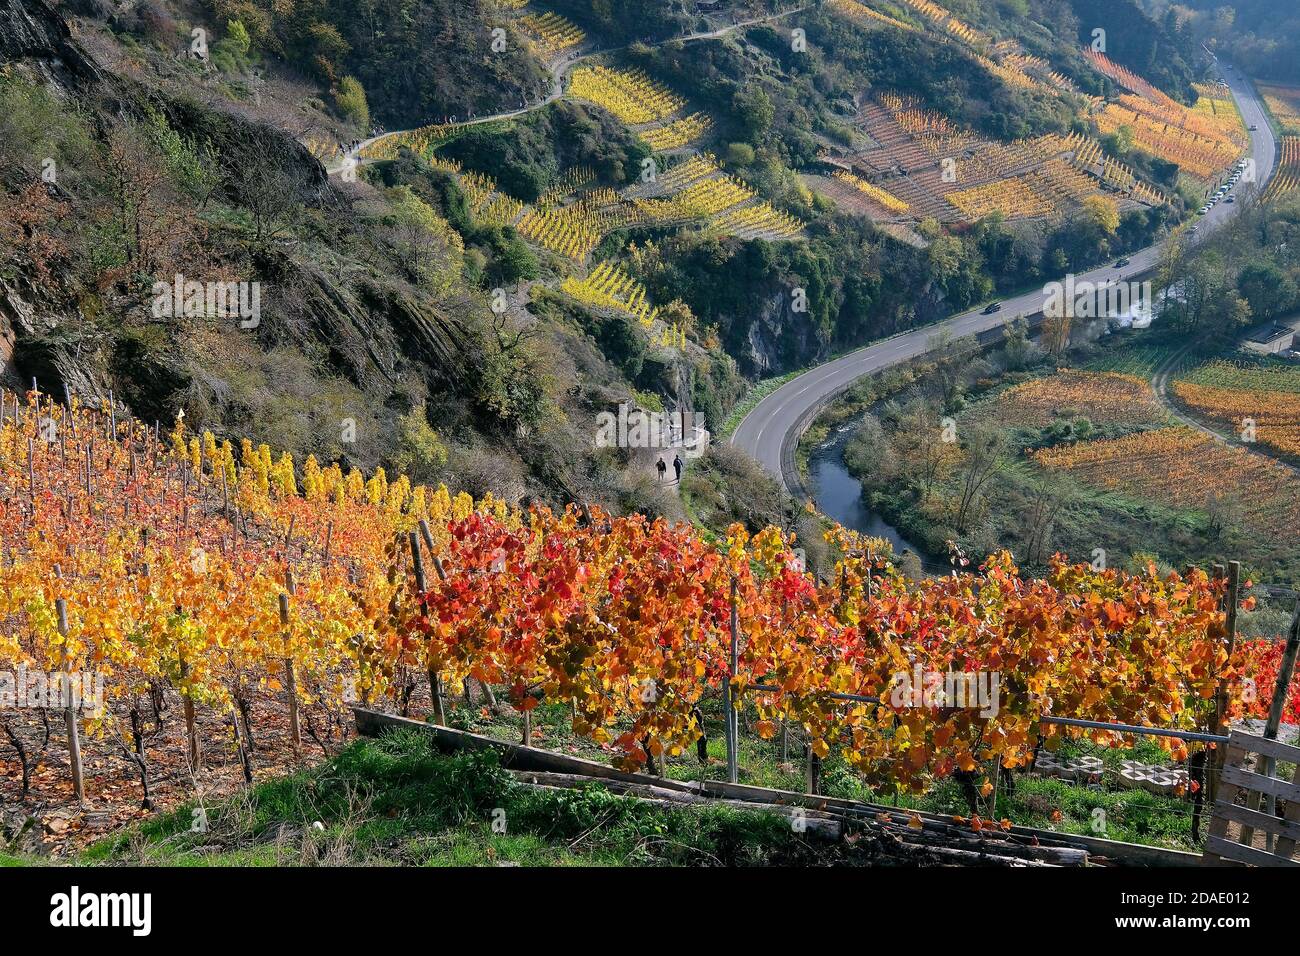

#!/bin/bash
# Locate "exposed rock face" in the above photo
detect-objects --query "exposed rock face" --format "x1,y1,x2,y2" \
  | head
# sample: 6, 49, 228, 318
0, 0, 475, 465
731, 279, 949, 378
740, 287, 823, 377
0, 0, 103, 84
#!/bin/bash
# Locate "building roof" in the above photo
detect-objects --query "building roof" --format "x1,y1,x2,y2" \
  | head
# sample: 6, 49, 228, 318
1246, 323, 1294, 345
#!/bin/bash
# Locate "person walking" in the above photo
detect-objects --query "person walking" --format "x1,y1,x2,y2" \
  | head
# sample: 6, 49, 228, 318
656, 457, 667, 482
672, 454, 683, 483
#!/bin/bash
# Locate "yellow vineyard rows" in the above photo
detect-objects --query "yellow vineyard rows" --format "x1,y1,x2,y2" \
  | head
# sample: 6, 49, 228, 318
970, 371, 1167, 428
360, 123, 463, 161
1172, 381, 1300, 459
460, 171, 526, 228
947, 175, 1055, 219
661, 158, 804, 239
827, 0, 916, 32
1034, 426, 1300, 537
538, 166, 596, 208
1083, 49, 1177, 108
868, 94, 1166, 218
833, 170, 910, 213
1046, 70, 1077, 93
656, 154, 719, 192
568, 65, 685, 125
881, 93, 959, 136
1119, 92, 1245, 148
516, 203, 609, 260
562, 262, 660, 327
1095, 103, 1241, 180
1193, 82, 1244, 131
640, 112, 713, 151
1259, 83, 1300, 135
1264, 137, 1300, 201
896, 0, 988, 45
712, 203, 804, 240
972, 53, 1039, 92
674, 174, 756, 217
518, 12, 585, 57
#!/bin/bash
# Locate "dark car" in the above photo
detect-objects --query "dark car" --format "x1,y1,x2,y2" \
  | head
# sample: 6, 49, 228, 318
1114, 258, 1131, 268
982, 302, 1002, 315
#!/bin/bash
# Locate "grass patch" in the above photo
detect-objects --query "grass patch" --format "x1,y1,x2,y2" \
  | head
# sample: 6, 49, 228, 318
65, 728, 871, 867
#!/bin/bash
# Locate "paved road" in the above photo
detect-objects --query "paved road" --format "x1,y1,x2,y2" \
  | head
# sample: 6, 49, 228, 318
730, 66, 1278, 494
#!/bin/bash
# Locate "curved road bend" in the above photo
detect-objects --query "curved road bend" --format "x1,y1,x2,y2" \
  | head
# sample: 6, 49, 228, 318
327, 6, 812, 175
731, 67, 1278, 494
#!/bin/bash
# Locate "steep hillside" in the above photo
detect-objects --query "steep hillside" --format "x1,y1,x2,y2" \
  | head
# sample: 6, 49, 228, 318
203, 0, 553, 128
1150, 0, 1300, 84
0, 0, 1237, 537
0, 0, 691, 520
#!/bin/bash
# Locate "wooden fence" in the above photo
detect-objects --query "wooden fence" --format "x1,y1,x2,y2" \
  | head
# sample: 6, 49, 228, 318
1204, 730, 1300, 866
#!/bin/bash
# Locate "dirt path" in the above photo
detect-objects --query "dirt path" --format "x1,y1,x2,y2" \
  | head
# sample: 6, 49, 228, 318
1149, 342, 1300, 477
327, 5, 812, 176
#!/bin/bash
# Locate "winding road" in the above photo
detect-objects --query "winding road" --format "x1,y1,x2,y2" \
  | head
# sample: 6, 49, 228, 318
730, 66, 1279, 495
327, 5, 812, 176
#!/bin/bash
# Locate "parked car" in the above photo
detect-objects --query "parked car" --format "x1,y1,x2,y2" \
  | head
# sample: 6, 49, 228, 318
1226, 196, 1236, 204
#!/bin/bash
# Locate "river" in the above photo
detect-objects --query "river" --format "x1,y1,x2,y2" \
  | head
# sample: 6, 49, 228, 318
807, 421, 932, 565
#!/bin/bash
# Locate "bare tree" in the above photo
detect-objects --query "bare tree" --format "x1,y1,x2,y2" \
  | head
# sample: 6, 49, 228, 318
223, 152, 304, 246
1021, 476, 1069, 566
955, 426, 1006, 534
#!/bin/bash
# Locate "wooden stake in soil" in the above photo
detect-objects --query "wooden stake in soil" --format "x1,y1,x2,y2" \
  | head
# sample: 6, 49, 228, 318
179, 656, 202, 773
279, 590, 301, 756
408, 530, 445, 725
1257, 597, 1300, 849
57, 598, 86, 806
419, 518, 499, 713
725, 576, 740, 785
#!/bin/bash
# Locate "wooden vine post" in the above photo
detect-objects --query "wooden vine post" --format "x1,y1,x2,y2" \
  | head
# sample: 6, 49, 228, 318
420, 518, 498, 713
1255, 596, 1300, 851
726, 576, 740, 785
280, 570, 301, 757
1209, 560, 1241, 808
154, 559, 200, 773
57, 598, 85, 806
408, 530, 444, 725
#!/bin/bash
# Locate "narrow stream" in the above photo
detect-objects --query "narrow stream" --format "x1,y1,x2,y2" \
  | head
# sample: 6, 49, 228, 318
807, 421, 929, 562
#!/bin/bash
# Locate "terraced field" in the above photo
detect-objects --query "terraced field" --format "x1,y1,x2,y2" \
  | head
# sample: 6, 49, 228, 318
1162, 355, 1300, 461
1034, 426, 1300, 539
965, 370, 1170, 429
822, 95, 1165, 225
1259, 81, 1300, 136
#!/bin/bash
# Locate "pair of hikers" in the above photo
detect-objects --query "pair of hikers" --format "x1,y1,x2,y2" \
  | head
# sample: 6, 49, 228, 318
656, 454, 683, 483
